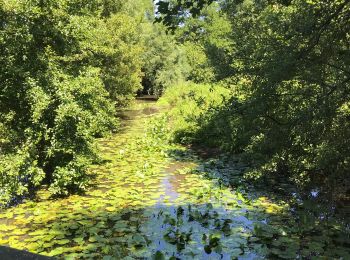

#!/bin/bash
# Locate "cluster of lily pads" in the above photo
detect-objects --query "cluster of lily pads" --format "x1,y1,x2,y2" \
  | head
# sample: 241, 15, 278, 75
0, 101, 349, 259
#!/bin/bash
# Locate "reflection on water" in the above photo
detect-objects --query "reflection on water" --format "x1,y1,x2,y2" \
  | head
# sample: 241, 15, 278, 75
310, 189, 319, 198
160, 162, 196, 203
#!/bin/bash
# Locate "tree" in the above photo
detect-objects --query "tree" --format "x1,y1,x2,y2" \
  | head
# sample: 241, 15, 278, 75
141, 16, 190, 96
156, 0, 350, 195
0, 0, 151, 206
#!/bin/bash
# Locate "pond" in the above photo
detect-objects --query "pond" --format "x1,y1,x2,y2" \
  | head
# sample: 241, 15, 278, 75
0, 99, 349, 259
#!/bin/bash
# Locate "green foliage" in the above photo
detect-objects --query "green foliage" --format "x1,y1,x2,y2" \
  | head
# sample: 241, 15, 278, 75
181, 42, 215, 83
222, 0, 349, 190
141, 23, 190, 96
0, 0, 148, 205
159, 83, 230, 145
0, 62, 116, 203
86, 12, 144, 106
155, 0, 214, 30
175, 2, 233, 82
157, 0, 350, 194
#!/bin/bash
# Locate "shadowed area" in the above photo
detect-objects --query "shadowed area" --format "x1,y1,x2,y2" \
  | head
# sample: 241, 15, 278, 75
0, 246, 52, 260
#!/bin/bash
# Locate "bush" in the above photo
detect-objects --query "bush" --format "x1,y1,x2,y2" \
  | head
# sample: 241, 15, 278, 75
157, 0, 350, 196
0, 0, 144, 206
0, 64, 116, 205
141, 23, 190, 96
158, 83, 230, 146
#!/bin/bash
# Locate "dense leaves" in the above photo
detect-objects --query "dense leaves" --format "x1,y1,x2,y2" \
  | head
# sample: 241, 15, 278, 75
155, 0, 214, 30
175, 2, 233, 83
159, 82, 230, 145
0, 0, 174, 205
157, 0, 350, 197
141, 23, 189, 96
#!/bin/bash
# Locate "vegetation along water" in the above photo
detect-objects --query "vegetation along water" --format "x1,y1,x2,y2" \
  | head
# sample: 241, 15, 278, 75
0, 0, 349, 259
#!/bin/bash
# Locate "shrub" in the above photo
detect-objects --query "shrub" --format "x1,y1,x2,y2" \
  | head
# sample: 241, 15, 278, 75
158, 83, 230, 146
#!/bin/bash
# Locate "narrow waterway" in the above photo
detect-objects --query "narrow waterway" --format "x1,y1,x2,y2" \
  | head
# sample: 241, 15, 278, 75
0, 99, 349, 259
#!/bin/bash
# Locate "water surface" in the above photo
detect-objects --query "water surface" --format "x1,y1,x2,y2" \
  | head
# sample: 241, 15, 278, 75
0, 100, 349, 259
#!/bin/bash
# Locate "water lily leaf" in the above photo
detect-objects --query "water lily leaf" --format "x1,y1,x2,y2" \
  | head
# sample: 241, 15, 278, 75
0, 225, 17, 232
270, 246, 297, 259
206, 203, 213, 210
209, 233, 221, 247
42, 241, 55, 249
0, 238, 8, 244
73, 237, 85, 244
69, 224, 79, 230
11, 229, 29, 236
113, 221, 129, 231
65, 253, 82, 260
106, 207, 117, 212
229, 248, 243, 257
55, 239, 70, 245
47, 246, 67, 256
88, 236, 98, 243
204, 245, 212, 254
132, 234, 146, 246
153, 250, 165, 260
